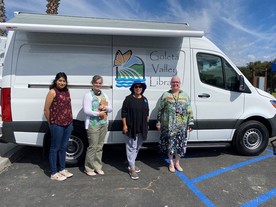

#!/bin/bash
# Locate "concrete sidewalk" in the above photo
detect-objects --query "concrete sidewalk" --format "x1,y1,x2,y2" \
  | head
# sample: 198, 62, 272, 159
0, 142, 25, 172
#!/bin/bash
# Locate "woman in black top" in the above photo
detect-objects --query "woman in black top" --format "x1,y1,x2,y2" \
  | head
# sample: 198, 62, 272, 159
121, 80, 149, 180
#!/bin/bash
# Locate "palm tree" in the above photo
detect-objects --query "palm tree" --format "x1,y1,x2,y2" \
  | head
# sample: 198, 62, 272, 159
0, 0, 6, 36
46, 0, 60, 15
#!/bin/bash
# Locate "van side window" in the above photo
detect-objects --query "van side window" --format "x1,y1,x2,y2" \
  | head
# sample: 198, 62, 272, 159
197, 53, 239, 91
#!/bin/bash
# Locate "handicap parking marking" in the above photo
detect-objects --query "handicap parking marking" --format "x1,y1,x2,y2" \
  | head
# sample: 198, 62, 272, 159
175, 170, 216, 207
164, 149, 275, 207
164, 158, 216, 207
190, 153, 274, 183
241, 188, 276, 207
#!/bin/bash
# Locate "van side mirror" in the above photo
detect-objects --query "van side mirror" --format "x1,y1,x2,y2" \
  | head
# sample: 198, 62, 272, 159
238, 75, 245, 92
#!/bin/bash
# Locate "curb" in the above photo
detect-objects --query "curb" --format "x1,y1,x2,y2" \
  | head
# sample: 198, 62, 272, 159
0, 145, 26, 173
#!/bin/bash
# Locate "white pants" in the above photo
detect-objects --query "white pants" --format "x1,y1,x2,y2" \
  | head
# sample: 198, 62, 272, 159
125, 133, 143, 168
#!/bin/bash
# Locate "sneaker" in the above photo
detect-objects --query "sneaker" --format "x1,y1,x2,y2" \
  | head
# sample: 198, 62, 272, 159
128, 166, 141, 173
51, 172, 67, 181
59, 169, 73, 178
129, 169, 139, 180
86, 171, 97, 176
95, 169, 105, 175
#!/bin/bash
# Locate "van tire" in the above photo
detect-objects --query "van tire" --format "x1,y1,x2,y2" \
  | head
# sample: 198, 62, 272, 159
235, 120, 269, 156
43, 127, 88, 167
66, 130, 88, 166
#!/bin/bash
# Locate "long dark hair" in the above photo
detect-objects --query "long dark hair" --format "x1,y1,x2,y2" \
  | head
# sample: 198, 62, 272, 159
50, 72, 68, 91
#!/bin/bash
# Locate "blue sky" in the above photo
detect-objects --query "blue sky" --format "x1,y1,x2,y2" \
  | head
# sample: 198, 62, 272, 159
4, 0, 276, 67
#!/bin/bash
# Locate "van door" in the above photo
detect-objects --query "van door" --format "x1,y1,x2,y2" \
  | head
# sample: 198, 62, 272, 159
192, 50, 245, 141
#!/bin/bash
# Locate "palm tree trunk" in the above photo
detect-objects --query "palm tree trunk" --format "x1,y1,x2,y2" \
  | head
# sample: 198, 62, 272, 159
0, 0, 6, 36
46, 0, 60, 15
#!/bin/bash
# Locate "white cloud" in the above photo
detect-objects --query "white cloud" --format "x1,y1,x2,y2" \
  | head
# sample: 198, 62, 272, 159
4, 0, 276, 66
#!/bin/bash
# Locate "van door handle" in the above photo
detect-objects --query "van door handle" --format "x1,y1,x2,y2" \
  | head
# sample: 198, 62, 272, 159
198, 93, 210, 98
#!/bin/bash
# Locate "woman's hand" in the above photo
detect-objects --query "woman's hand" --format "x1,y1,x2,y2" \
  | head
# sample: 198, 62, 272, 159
99, 105, 107, 111
99, 111, 106, 120
123, 126, 128, 134
156, 123, 161, 130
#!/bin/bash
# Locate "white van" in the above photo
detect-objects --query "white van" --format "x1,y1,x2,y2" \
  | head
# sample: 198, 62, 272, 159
1, 12, 276, 165
0, 36, 7, 118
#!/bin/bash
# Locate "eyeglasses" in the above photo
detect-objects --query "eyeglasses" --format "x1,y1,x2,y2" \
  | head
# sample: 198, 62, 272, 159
134, 85, 143, 88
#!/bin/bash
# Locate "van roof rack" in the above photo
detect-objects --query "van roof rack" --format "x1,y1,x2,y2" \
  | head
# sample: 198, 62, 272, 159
0, 12, 204, 37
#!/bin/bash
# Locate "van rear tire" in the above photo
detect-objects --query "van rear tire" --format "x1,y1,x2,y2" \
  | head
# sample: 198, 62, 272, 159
235, 120, 269, 156
44, 126, 88, 167
66, 130, 88, 166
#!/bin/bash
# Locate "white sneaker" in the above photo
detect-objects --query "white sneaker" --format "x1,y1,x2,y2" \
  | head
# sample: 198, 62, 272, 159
128, 166, 141, 173
95, 169, 105, 175
129, 169, 139, 180
86, 171, 97, 176
51, 172, 67, 181
59, 169, 73, 178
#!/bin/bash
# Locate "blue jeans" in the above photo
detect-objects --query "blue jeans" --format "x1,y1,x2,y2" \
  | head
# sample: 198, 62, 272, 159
49, 123, 73, 175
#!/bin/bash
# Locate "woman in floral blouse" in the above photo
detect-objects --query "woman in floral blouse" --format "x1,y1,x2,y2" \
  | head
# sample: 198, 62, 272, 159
156, 76, 194, 173
44, 72, 73, 181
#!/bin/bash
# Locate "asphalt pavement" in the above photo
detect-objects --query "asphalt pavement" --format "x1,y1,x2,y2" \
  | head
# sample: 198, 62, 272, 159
0, 142, 25, 172
1, 141, 276, 206
0, 113, 26, 172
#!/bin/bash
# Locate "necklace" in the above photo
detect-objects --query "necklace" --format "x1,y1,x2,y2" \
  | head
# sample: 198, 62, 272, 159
172, 91, 180, 115
172, 91, 179, 103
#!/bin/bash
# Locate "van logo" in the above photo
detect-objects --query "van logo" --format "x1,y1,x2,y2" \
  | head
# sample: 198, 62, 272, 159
114, 50, 145, 87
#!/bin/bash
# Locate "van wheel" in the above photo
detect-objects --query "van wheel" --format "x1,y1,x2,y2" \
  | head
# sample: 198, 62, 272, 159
66, 131, 87, 166
235, 121, 269, 156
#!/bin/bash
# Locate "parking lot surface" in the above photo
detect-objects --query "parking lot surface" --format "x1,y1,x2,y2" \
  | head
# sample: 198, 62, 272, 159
0, 141, 275, 207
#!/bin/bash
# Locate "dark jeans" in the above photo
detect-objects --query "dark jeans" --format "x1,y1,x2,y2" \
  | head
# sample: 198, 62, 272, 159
49, 123, 73, 175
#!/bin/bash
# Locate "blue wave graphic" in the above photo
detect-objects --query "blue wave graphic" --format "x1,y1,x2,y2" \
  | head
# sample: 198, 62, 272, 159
116, 78, 146, 88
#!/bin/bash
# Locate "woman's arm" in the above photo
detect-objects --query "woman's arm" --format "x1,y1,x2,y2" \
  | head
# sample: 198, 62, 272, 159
104, 94, 113, 113
122, 117, 128, 134
83, 92, 100, 117
121, 97, 128, 134
44, 89, 56, 123
156, 93, 165, 129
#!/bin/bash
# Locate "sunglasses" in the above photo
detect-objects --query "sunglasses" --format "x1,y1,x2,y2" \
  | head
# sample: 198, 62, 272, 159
134, 85, 143, 88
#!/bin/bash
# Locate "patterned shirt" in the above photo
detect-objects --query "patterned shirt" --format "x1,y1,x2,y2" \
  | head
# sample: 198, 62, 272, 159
89, 91, 108, 126
49, 87, 73, 126
157, 90, 194, 136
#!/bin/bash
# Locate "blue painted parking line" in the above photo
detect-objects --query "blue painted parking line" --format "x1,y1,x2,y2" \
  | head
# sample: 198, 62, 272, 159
176, 171, 216, 207
241, 188, 276, 207
191, 153, 274, 183
164, 150, 275, 207
164, 158, 216, 207
265, 148, 273, 154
